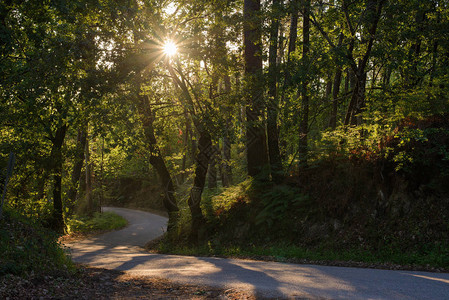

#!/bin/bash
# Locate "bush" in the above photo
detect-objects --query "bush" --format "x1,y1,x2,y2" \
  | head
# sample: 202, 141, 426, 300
65, 211, 127, 234
0, 207, 73, 276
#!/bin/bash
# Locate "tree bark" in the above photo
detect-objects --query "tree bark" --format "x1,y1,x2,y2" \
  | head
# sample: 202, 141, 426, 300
329, 68, 342, 129
221, 75, 233, 187
180, 111, 192, 183
298, 0, 310, 166
207, 144, 218, 189
84, 128, 94, 215
67, 127, 87, 217
167, 62, 213, 240
329, 35, 344, 129
50, 124, 67, 232
138, 94, 179, 230
267, 0, 283, 182
188, 130, 212, 243
221, 132, 232, 187
244, 0, 269, 177
279, 0, 299, 163
344, 0, 386, 125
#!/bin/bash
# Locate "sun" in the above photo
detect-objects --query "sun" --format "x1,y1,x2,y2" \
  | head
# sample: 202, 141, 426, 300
163, 40, 178, 57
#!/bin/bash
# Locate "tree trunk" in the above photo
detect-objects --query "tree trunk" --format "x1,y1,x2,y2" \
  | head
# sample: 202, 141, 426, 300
221, 75, 233, 187
244, 0, 269, 177
350, 72, 367, 125
329, 68, 342, 129
344, 68, 350, 94
84, 131, 93, 215
221, 132, 232, 187
279, 1, 299, 163
180, 112, 191, 183
138, 94, 179, 230
329, 32, 343, 130
267, 0, 283, 182
50, 124, 67, 232
344, 0, 385, 125
325, 78, 332, 99
207, 144, 218, 189
188, 130, 212, 243
166, 62, 212, 239
298, 0, 310, 166
281, 0, 298, 95
66, 127, 87, 217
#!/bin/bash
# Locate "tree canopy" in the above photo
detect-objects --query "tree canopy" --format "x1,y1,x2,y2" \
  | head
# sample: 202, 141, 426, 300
1, 0, 448, 238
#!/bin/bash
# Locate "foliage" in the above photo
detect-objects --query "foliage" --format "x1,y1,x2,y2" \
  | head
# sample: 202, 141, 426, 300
65, 212, 127, 234
254, 184, 308, 227
210, 178, 252, 213
0, 207, 73, 276
158, 115, 449, 269
155, 241, 449, 270
1, 0, 448, 263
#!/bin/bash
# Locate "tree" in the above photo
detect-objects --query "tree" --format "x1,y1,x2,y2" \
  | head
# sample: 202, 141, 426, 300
298, 0, 311, 165
267, 0, 284, 181
244, 0, 269, 177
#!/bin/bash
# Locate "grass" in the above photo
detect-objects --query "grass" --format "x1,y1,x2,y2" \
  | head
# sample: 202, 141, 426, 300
156, 241, 449, 271
65, 211, 127, 234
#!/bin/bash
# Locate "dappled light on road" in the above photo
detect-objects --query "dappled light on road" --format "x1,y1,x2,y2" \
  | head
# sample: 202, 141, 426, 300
66, 207, 449, 299
402, 273, 449, 285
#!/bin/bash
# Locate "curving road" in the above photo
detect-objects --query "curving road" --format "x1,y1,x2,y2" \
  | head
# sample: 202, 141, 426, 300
66, 207, 449, 299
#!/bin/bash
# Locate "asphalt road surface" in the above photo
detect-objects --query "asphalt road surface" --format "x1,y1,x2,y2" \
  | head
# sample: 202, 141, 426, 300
66, 207, 449, 299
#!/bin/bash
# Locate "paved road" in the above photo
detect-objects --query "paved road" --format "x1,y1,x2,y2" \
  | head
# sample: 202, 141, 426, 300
66, 207, 449, 299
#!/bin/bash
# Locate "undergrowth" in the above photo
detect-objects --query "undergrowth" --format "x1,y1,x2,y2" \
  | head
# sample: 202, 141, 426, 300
158, 115, 449, 270
157, 241, 449, 270
0, 207, 74, 276
65, 211, 127, 234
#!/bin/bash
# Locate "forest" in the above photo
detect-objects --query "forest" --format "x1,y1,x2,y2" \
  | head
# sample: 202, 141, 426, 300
1, 0, 449, 267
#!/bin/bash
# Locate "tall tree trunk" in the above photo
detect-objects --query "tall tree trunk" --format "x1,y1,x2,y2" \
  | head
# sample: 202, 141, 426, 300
221, 132, 232, 187
221, 75, 233, 187
344, 68, 350, 94
167, 63, 213, 239
344, 0, 386, 125
325, 77, 333, 99
349, 71, 367, 125
180, 114, 190, 183
279, 1, 299, 163
99, 137, 104, 209
188, 130, 212, 243
84, 130, 93, 215
287, 0, 299, 68
138, 93, 179, 230
298, 0, 310, 166
67, 127, 87, 216
267, 0, 283, 182
244, 0, 269, 177
329, 68, 342, 129
281, 0, 299, 94
50, 124, 67, 232
329, 35, 344, 129
207, 144, 218, 189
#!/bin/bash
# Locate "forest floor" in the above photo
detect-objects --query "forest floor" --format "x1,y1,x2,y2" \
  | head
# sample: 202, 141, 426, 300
0, 265, 255, 299
1, 228, 255, 300
1, 211, 255, 300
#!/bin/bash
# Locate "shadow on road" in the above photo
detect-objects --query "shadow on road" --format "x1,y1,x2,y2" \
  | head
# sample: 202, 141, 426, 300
66, 207, 449, 299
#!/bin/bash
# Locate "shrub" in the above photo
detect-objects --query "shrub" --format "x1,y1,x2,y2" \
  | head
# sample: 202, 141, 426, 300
65, 211, 127, 234
0, 207, 73, 276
